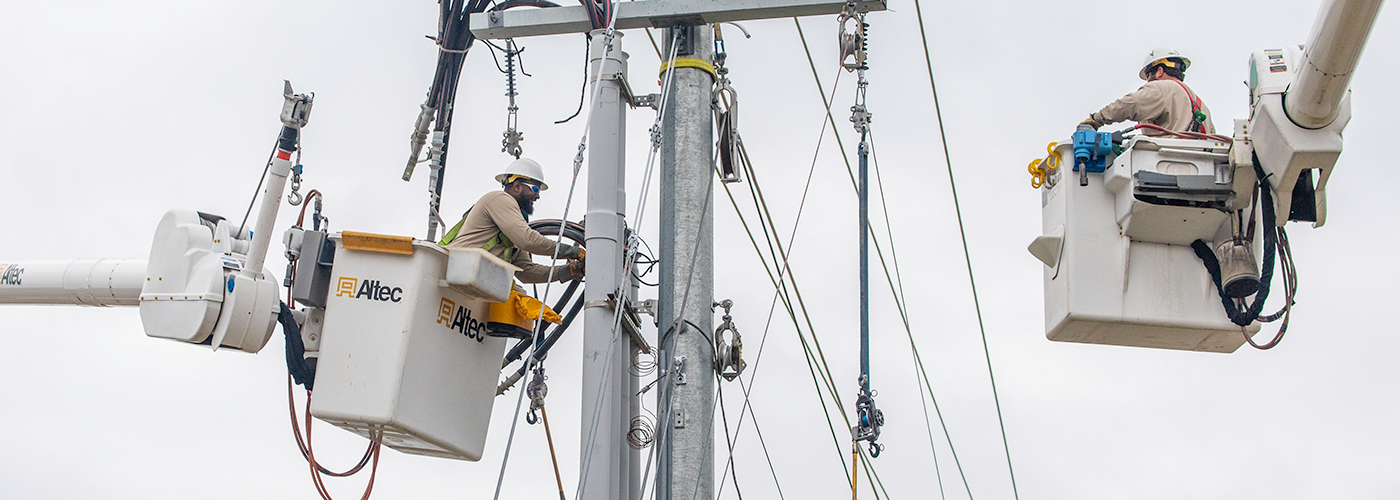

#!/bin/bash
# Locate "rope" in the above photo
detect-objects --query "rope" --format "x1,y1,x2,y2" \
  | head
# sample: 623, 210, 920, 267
540, 405, 567, 500
910, 1, 1020, 498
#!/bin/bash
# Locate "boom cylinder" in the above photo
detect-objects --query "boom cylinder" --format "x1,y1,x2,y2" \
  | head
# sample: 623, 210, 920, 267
0, 259, 146, 307
1284, 0, 1384, 129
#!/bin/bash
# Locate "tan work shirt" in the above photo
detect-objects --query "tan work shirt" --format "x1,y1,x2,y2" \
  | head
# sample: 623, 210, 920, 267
444, 190, 571, 284
1092, 79, 1216, 134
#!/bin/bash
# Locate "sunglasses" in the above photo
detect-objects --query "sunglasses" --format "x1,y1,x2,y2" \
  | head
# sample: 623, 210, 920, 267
527, 184, 540, 194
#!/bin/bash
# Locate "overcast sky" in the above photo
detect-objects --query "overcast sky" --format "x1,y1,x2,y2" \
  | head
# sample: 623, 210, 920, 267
2, 1, 1398, 499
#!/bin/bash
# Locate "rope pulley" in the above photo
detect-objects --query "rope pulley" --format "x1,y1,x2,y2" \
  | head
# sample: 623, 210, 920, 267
837, 3, 867, 72
713, 24, 743, 184
712, 299, 746, 381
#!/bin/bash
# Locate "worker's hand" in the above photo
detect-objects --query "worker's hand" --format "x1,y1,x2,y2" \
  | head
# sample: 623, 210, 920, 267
568, 258, 586, 279
1079, 116, 1103, 130
557, 243, 583, 259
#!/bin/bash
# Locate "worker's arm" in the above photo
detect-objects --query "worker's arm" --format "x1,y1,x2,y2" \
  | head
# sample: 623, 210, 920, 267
480, 193, 565, 256
1091, 81, 1173, 127
511, 251, 578, 284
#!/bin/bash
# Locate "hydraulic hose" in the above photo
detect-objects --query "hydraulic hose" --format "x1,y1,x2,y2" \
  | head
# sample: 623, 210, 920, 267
1191, 153, 1278, 327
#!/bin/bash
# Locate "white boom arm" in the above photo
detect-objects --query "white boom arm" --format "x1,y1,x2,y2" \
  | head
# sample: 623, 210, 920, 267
1246, 0, 1384, 227
1285, 0, 1385, 129
0, 259, 146, 307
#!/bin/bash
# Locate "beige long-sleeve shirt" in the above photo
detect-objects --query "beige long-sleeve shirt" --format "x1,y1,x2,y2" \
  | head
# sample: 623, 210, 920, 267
444, 190, 571, 284
1092, 79, 1215, 134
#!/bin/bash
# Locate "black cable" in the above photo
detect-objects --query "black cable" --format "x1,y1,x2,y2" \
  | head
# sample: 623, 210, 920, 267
1191, 152, 1278, 328
556, 34, 591, 124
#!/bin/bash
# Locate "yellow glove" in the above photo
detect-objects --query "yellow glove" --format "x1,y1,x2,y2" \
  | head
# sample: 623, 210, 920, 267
1080, 116, 1103, 130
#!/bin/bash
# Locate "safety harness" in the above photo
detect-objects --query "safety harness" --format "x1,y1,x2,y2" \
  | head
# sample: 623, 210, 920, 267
1171, 80, 1209, 133
438, 206, 520, 263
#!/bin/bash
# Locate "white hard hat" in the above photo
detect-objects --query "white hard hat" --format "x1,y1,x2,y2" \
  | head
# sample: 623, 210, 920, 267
495, 158, 548, 191
1139, 47, 1191, 80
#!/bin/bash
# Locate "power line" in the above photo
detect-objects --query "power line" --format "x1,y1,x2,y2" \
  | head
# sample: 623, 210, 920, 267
910, 1, 1019, 498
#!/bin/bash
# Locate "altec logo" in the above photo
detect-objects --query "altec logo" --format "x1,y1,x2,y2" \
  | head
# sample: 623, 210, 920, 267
0, 264, 23, 286
437, 297, 486, 342
335, 276, 403, 302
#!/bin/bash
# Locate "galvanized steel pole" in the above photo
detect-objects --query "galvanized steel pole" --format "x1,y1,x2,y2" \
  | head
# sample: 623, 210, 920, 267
657, 23, 715, 500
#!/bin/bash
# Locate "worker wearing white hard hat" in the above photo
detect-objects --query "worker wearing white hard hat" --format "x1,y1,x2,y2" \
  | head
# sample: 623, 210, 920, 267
1080, 47, 1216, 135
441, 157, 584, 287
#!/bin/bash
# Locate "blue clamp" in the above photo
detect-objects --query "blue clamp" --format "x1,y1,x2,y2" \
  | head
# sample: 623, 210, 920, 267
1071, 129, 1113, 173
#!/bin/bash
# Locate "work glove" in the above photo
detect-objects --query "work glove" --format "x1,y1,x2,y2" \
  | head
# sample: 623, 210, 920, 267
568, 248, 586, 279
557, 243, 583, 259
1079, 116, 1103, 130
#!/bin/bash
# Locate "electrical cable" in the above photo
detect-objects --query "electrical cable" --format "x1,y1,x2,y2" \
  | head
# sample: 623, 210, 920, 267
910, 2, 1020, 498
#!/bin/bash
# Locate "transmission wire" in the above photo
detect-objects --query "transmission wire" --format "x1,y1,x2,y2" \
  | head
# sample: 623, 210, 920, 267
911, 1, 1020, 497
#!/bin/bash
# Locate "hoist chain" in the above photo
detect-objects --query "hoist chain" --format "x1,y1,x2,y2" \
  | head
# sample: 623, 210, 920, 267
502, 39, 525, 159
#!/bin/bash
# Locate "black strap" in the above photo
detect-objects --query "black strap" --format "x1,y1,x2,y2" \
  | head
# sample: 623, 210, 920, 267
280, 302, 317, 390
1191, 153, 1277, 327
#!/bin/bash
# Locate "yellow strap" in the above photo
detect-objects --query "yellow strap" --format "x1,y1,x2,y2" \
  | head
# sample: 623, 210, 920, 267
511, 290, 563, 325
659, 58, 717, 81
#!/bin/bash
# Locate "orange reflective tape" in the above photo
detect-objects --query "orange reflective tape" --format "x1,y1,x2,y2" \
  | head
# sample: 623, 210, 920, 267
340, 231, 414, 255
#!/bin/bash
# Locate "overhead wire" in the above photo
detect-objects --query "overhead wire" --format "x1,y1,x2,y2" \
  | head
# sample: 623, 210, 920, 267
910, 0, 1020, 497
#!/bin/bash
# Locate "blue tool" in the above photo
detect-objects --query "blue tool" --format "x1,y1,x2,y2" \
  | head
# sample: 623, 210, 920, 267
1072, 125, 1114, 186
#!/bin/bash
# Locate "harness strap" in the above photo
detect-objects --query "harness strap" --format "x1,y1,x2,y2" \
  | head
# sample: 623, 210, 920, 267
1171, 80, 1207, 133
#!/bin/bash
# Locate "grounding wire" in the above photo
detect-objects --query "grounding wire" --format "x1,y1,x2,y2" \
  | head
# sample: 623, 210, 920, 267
492, 1, 626, 497
576, 27, 683, 499
910, 0, 1020, 497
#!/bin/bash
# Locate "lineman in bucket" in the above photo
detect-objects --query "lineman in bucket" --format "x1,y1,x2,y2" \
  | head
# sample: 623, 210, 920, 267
1080, 47, 1216, 135
440, 158, 585, 338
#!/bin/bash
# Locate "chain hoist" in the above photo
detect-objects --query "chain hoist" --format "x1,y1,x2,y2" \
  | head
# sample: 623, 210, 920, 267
842, 5, 884, 458
525, 364, 548, 425
712, 299, 746, 381
501, 39, 526, 159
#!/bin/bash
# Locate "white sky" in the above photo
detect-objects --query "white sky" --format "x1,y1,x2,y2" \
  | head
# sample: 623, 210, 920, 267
2, 1, 1398, 499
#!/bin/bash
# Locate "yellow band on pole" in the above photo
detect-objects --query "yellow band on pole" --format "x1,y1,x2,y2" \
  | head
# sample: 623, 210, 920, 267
659, 57, 717, 81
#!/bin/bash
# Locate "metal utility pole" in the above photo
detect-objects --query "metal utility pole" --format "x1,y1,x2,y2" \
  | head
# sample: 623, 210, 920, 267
656, 23, 715, 500
467, 4, 884, 499
580, 30, 636, 500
